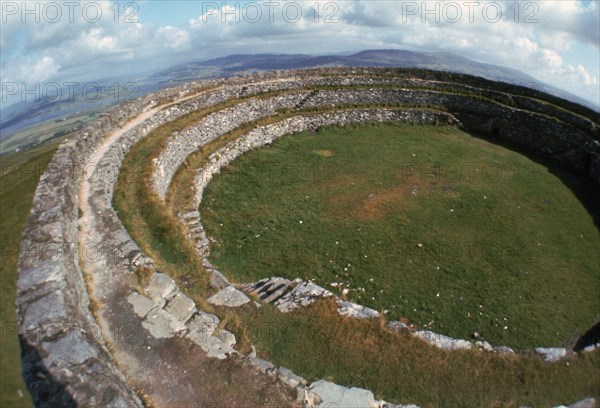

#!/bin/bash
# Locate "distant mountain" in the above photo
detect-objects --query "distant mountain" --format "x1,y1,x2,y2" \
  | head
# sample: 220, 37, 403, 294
153, 49, 595, 110
3, 49, 597, 152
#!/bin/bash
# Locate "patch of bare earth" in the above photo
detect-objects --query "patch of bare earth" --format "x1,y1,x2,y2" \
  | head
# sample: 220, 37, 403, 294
325, 174, 460, 220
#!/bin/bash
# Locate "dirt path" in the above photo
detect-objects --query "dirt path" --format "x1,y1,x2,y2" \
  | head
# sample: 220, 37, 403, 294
78, 93, 203, 235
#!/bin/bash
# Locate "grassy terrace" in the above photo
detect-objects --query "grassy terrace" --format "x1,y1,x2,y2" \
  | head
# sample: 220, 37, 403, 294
112, 79, 600, 406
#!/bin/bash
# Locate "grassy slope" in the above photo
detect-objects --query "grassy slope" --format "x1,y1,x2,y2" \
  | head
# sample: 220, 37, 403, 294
241, 299, 600, 407
0, 140, 62, 407
202, 123, 600, 349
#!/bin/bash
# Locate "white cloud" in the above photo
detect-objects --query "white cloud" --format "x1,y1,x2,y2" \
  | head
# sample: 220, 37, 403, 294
156, 26, 190, 50
1, 0, 598, 107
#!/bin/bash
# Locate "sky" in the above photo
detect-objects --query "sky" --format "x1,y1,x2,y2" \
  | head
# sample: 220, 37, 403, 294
1, 0, 599, 107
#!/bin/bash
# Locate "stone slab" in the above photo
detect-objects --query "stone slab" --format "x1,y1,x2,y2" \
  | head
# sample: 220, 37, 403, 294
209, 269, 230, 289
216, 329, 237, 347
127, 291, 156, 318
277, 367, 307, 388
413, 330, 472, 351
187, 329, 237, 360
337, 300, 380, 319
248, 356, 276, 374
386, 321, 410, 332
165, 291, 197, 323
186, 311, 220, 334
145, 272, 178, 306
276, 282, 332, 313
207, 286, 251, 307
142, 307, 186, 339
308, 379, 377, 408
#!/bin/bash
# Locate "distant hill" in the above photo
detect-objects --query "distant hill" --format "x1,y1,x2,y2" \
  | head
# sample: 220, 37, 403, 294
2, 49, 597, 153
153, 49, 594, 110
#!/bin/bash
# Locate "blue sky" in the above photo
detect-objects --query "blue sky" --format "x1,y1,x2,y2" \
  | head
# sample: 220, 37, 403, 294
1, 0, 599, 106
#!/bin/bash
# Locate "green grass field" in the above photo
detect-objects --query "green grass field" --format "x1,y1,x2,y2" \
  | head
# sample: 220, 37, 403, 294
1, 141, 61, 407
202, 123, 600, 349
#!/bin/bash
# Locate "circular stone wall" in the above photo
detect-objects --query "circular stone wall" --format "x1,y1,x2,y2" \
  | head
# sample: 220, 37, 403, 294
16, 68, 600, 407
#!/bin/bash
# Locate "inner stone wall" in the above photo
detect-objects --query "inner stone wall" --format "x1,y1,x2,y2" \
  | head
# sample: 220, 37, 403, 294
152, 81, 600, 201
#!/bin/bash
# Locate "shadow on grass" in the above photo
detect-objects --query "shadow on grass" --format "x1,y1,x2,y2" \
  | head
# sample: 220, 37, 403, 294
465, 125, 600, 231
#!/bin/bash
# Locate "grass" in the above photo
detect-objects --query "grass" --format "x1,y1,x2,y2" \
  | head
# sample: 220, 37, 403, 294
113, 93, 600, 406
201, 122, 600, 350
0, 140, 62, 407
241, 298, 600, 407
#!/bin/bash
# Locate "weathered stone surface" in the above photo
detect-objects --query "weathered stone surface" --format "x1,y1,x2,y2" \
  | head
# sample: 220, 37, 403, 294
42, 331, 98, 367
186, 311, 220, 334
165, 291, 197, 323
17, 263, 65, 294
386, 320, 410, 332
413, 330, 473, 351
476, 340, 493, 352
277, 367, 307, 388
337, 300, 380, 319
127, 291, 156, 318
276, 282, 333, 312
207, 286, 251, 307
308, 379, 377, 408
210, 269, 230, 288
145, 272, 178, 306
536, 347, 567, 362
187, 329, 237, 359
23, 290, 68, 333
494, 346, 515, 355
248, 356, 276, 373
142, 308, 186, 338
216, 329, 237, 347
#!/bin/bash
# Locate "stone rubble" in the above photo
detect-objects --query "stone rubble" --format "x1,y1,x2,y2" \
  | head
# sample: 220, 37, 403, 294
413, 330, 473, 351
276, 282, 334, 313
535, 347, 569, 362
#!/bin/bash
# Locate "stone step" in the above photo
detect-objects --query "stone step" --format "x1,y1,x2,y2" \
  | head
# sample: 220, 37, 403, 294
180, 211, 200, 219
275, 282, 333, 313
242, 277, 293, 304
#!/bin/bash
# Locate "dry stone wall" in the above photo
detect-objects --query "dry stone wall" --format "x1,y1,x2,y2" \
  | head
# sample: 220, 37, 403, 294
153, 86, 600, 202
16, 68, 600, 407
